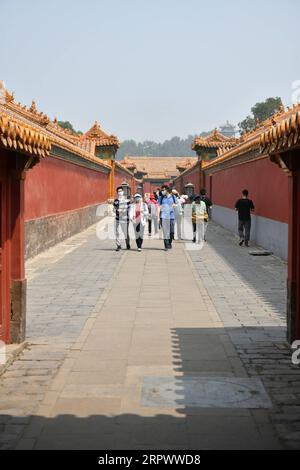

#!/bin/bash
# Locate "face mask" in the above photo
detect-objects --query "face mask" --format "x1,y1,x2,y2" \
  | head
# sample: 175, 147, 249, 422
118, 190, 124, 197
135, 197, 141, 202
162, 190, 167, 196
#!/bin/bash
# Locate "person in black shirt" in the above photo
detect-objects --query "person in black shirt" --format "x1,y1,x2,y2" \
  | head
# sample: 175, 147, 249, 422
113, 186, 131, 251
235, 189, 255, 247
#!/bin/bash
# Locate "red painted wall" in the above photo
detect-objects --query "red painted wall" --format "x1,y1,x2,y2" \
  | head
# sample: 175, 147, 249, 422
207, 157, 289, 223
24, 156, 109, 221
143, 182, 151, 194
174, 164, 200, 194
204, 174, 212, 200
174, 156, 289, 224
114, 168, 136, 194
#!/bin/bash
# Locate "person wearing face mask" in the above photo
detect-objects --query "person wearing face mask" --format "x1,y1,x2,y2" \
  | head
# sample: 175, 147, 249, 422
129, 193, 149, 252
113, 186, 131, 251
158, 185, 175, 251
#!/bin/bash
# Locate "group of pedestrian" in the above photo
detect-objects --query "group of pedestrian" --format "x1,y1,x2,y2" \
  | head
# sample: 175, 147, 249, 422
113, 184, 256, 250
113, 185, 213, 252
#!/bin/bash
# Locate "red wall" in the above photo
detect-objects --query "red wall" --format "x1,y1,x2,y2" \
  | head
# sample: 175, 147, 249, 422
206, 157, 289, 223
174, 164, 200, 194
24, 157, 109, 221
143, 182, 151, 194
174, 156, 289, 224
114, 168, 136, 194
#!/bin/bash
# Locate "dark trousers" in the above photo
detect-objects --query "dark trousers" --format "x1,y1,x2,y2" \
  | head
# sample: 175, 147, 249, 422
161, 218, 175, 248
192, 221, 205, 243
148, 218, 158, 235
238, 219, 251, 243
134, 223, 144, 249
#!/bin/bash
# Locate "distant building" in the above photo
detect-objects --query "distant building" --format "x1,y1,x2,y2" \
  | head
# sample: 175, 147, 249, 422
219, 120, 236, 138
119, 155, 198, 193
192, 129, 238, 161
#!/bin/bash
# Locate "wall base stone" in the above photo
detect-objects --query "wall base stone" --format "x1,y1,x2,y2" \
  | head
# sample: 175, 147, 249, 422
211, 204, 288, 260
25, 203, 106, 259
10, 279, 27, 344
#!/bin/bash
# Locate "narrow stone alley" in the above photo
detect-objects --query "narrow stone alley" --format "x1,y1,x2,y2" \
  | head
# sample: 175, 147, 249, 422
0, 220, 300, 450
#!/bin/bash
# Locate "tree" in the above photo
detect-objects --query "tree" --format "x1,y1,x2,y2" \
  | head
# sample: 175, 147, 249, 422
238, 97, 283, 134
251, 97, 282, 122
238, 115, 256, 134
58, 120, 83, 135
116, 134, 201, 160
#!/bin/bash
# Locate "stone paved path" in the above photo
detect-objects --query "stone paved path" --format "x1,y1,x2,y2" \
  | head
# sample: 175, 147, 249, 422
0, 220, 122, 449
189, 224, 300, 449
0, 221, 300, 449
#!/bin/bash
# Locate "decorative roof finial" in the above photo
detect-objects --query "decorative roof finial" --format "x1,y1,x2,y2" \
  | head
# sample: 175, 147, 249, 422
29, 100, 37, 113
5, 90, 14, 103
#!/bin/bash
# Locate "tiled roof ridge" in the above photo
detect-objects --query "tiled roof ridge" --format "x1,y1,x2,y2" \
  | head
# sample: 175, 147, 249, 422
0, 110, 51, 159
0, 86, 119, 168
82, 120, 120, 148
203, 103, 300, 169
260, 102, 300, 155
192, 128, 239, 150
176, 157, 198, 171
3, 91, 79, 144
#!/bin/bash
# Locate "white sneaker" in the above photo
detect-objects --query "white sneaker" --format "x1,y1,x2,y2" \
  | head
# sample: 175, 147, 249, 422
138, 248, 142, 252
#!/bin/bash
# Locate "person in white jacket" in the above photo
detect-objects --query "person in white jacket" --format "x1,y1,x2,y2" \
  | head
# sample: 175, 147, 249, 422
191, 195, 207, 245
172, 189, 183, 239
129, 193, 149, 252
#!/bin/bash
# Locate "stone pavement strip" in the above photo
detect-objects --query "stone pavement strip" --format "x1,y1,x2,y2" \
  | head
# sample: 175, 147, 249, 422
0, 220, 122, 449
0, 221, 299, 449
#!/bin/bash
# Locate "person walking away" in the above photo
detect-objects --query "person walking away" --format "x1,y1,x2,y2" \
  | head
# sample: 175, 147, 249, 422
172, 189, 183, 239
192, 195, 207, 244
235, 189, 255, 247
200, 188, 212, 241
113, 186, 131, 251
158, 185, 175, 250
129, 193, 149, 251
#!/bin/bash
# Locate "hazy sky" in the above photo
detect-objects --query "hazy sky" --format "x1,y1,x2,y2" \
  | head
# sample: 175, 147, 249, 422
1, 0, 299, 142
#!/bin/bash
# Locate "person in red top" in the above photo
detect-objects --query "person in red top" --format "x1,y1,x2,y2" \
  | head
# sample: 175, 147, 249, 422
129, 193, 149, 251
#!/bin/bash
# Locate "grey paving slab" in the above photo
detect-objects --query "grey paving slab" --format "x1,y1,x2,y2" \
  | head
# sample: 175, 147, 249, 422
0, 222, 123, 449
141, 376, 272, 409
188, 222, 300, 449
1, 221, 298, 449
